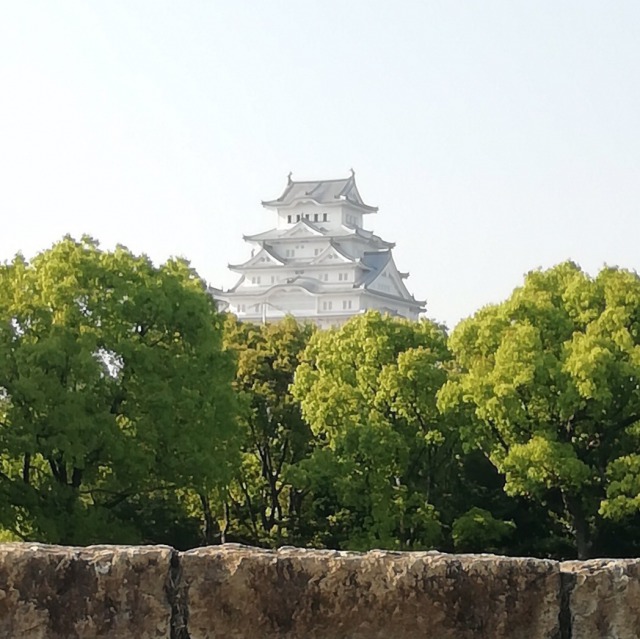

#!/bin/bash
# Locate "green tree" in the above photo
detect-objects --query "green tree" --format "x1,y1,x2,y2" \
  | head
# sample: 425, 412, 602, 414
291, 311, 456, 550
451, 507, 515, 553
0, 236, 240, 544
221, 316, 315, 546
439, 262, 640, 558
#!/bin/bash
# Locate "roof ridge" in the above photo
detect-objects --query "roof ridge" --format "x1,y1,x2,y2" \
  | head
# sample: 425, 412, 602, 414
262, 244, 285, 262
337, 174, 356, 198
328, 240, 356, 261
262, 173, 378, 212
289, 176, 352, 185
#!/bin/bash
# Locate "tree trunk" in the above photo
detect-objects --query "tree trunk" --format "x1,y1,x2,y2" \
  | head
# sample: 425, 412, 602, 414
199, 493, 216, 545
562, 491, 591, 559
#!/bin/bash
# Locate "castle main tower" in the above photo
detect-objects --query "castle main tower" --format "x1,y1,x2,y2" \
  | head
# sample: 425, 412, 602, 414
216, 172, 424, 327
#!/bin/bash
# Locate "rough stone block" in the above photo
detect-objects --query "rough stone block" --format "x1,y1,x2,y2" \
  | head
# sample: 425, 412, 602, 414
561, 558, 640, 639
0, 543, 174, 639
181, 545, 561, 639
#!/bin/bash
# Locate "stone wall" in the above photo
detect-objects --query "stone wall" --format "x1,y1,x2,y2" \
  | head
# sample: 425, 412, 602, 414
0, 544, 638, 638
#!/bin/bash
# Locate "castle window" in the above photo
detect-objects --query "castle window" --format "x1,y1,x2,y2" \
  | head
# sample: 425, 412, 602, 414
323, 213, 328, 221
322, 301, 333, 311
287, 215, 292, 223
342, 300, 352, 310
322, 273, 329, 281
314, 214, 319, 222
296, 214, 301, 222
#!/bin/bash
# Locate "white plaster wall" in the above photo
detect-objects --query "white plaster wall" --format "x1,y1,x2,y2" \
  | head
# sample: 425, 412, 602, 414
275, 202, 347, 231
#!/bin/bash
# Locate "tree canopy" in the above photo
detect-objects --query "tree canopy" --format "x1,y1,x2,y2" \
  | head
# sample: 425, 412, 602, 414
0, 236, 240, 544
220, 315, 315, 545
439, 262, 640, 558
4, 238, 640, 559
291, 311, 459, 549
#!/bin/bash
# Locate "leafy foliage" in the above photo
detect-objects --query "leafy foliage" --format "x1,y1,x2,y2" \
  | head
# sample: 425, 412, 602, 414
452, 507, 514, 553
439, 262, 640, 558
4, 239, 640, 559
221, 316, 315, 545
291, 311, 458, 550
0, 236, 240, 544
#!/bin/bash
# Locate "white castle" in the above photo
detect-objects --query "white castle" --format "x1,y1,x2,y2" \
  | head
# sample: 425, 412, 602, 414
215, 172, 425, 327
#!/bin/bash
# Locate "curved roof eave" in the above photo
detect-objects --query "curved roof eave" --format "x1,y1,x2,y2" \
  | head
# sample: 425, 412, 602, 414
228, 245, 286, 271
230, 279, 322, 298
328, 240, 357, 261
218, 275, 246, 294
262, 198, 347, 211
261, 174, 378, 212
362, 288, 427, 309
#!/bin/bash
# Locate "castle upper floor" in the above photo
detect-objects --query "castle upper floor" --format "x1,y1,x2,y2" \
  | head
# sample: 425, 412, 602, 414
262, 172, 377, 231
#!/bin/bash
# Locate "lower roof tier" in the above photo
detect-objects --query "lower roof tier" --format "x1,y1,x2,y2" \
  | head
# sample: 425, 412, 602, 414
214, 281, 425, 328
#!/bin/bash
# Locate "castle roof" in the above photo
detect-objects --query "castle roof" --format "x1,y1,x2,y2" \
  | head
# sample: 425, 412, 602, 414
356, 250, 425, 307
262, 172, 378, 213
243, 224, 394, 249
228, 244, 286, 271
359, 250, 392, 281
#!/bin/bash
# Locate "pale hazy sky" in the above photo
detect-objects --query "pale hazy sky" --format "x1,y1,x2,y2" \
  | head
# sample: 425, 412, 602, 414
1, 2, 639, 328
